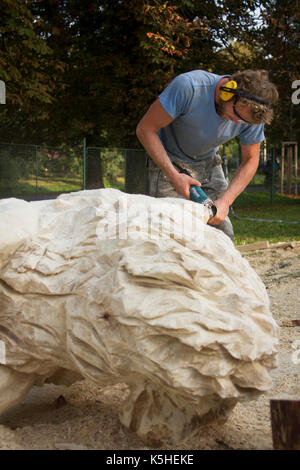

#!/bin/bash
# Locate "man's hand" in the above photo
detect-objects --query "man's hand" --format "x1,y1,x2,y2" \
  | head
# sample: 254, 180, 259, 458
171, 173, 202, 200
208, 143, 261, 225
207, 197, 230, 225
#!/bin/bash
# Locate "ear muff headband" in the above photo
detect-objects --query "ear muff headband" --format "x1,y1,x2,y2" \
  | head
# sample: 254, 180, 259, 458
220, 80, 270, 106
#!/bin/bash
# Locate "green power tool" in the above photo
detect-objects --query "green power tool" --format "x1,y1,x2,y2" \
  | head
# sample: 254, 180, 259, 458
173, 162, 217, 220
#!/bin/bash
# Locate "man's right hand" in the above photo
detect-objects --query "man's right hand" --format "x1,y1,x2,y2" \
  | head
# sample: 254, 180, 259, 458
171, 173, 202, 200
136, 98, 201, 200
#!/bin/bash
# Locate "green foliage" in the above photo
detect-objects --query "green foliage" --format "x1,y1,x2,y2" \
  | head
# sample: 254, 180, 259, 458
0, 149, 31, 186
100, 148, 125, 187
0, 0, 56, 109
247, 0, 300, 143
222, 138, 240, 161
37, 146, 83, 177
0, 0, 298, 147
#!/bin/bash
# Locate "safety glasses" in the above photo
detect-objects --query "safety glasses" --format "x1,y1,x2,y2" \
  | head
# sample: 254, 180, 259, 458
232, 97, 251, 124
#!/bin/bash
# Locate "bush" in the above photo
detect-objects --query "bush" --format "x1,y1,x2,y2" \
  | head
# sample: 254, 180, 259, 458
0, 150, 31, 183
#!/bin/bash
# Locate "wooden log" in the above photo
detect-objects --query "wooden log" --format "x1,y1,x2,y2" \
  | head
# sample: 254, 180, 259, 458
270, 399, 300, 450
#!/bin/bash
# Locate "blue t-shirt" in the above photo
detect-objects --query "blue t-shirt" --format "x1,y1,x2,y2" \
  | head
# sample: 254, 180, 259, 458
158, 70, 265, 163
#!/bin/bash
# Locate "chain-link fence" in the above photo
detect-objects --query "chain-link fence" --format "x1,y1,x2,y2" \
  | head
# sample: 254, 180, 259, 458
0, 142, 83, 200
0, 140, 298, 203
222, 140, 300, 239
223, 140, 299, 202
0, 142, 147, 200
85, 147, 147, 194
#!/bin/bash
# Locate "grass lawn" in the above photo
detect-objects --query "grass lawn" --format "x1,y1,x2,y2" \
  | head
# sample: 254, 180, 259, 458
231, 191, 300, 245
0, 175, 124, 197
0, 175, 83, 196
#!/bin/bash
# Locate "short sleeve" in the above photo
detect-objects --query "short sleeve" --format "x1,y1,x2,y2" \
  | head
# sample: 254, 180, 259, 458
239, 123, 265, 146
159, 75, 194, 120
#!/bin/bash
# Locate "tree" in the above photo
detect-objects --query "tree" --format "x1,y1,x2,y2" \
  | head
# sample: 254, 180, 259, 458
0, 0, 298, 148
0, 0, 68, 141
254, 0, 300, 142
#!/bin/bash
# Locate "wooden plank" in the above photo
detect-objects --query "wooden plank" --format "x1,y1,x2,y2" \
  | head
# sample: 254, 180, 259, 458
236, 240, 269, 253
270, 399, 300, 450
237, 241, 299, 254
269, 241, 296, 250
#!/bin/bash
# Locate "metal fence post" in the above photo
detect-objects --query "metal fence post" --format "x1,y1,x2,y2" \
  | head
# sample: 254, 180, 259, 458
83, 137, 87, 190
271, 146, 275, 205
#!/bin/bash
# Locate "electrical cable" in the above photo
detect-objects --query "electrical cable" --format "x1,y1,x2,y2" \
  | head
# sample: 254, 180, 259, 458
230, 205, 300, 225
223, 159, 300, 225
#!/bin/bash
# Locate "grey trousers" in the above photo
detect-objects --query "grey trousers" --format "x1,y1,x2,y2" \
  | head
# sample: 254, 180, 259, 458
147, 154, 234, 240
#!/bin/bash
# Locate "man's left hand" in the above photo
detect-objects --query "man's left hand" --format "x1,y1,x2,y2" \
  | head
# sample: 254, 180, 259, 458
207, 198, 230, 225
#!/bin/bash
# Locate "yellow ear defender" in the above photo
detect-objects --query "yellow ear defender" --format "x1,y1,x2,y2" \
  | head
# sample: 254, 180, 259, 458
220, 80, 238, 101
220, 79, 270, 106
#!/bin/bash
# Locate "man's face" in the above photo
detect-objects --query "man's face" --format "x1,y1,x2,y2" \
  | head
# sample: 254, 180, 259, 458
216, 100, 252, 124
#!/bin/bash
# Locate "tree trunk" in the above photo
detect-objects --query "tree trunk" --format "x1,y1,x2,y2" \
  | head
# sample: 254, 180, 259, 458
86, 148, 104, 189
125, 149, 147, 194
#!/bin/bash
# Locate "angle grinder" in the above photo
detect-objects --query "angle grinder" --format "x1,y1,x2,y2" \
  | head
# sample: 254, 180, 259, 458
173, 162, 217, 220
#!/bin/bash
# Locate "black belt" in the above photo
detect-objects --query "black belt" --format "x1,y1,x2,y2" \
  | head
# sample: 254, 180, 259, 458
172, 161, 192, 177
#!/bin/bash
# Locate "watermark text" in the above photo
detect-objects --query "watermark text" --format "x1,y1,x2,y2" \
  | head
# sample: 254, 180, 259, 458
0, 80, 5, 104
96, 195, 207, 247
291, 80, 300, 105
0, 340, 6, 365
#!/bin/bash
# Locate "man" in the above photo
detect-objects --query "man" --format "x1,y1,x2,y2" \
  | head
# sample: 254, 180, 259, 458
136, 69, 278, 240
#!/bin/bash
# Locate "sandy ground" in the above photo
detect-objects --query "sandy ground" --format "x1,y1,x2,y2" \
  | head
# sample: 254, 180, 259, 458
0, 245, 299, 450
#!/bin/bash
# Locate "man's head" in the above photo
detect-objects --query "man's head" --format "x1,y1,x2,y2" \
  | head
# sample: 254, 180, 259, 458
217, 70, 279, 125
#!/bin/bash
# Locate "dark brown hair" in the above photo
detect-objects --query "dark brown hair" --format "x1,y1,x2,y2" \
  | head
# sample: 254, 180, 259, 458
231, 70, 279, 124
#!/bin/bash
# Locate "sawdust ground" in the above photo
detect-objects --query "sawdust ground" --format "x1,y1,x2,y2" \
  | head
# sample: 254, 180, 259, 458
0, 246, 299, 450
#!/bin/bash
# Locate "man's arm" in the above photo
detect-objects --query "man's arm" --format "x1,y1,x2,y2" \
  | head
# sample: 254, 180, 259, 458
136, 98, 201, 199
209, 142, 261, 225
